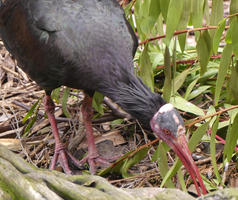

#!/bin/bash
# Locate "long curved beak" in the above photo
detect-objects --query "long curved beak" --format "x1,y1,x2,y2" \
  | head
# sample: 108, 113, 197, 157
167, 134, 207, 196
160, 133, 207, 196
150, 119, 207, 196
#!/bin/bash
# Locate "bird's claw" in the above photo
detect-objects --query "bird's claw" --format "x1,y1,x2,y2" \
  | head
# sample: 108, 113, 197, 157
50, 145, 73, 174
77, 154, 116, 174
50, 144, 118, 175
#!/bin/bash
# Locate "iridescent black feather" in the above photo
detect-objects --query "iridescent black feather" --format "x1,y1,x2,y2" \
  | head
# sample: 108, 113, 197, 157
0, 0, 166, 128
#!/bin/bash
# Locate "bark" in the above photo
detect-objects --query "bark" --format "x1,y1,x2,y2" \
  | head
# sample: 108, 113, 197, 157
0, 144, 237, 200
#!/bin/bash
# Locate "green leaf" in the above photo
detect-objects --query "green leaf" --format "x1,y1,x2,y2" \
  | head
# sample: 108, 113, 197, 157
134, 0, 145, 40
210, 117, 222, 182
203, 0, 210, 24
160, 157, 181, 187
92, 91, 104, 115
123, 1, 133, 17
213, 18, 226, 54
164, 0, 184, 45
140, 17, 156, 36
177, 0, 191, 30
196, 30, 212, 75
139, 44, 154, 91
223, 113, 238, 162
187, 85, 211, 100
223, 124, 232, 162
230, 0, 238, 15
225, 104, 238, 121
172, 39, 177, 95
134, 0, 159, 39
100, 147, 150, 177
157, 14, 165, 36
230, 62, 238, 102
24, 115, 37, 136
149, 0, 161, 24
209, 0, 224, 39
225, 27, 232, 44
121, 147, 150, 178
51, 87, 61, 103
191, 0, 204, 28
174, 69, 191, 94
124, 2, 136, 32
184, 78, 199, 100
230, 16, 238, 58
215, 44, 233, 105
110, 119, 124, 128
155, 142, 174, 187
99, 151, 131, 176
163, 46, 172, 102
61, 87, 70, 118
22, 99, 40, 123
178, 34, 187, 53
159, 0, 170, 21
206, 105, 217, 127
198, 67, 219, 83
170, 95, 205, 116
189, 121, 210, 151
178, 168, 187, 192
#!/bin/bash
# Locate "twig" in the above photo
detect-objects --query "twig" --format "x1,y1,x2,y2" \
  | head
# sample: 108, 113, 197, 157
92, 115, 119, 123
156, 54, 222, 70
195, 151, 223, 165
109, 138, 160, 170
12, 100, 71, 123
103, 97, 132, 119
139, 26, 230, 45
0, 64, 19, 77
186, 105, 238, 127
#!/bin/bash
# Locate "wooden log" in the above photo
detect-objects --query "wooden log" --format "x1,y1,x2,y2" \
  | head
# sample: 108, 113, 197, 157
0, 144, 237, 200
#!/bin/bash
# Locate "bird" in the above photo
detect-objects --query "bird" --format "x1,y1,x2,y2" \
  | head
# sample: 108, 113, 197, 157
0, 0, 207, 196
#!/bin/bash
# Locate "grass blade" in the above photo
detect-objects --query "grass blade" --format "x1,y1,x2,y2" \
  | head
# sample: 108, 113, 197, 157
210, 116, 222, 182
223, 113, 238, 162
22, 99, 40, 124
214, 44, 233, 105
62, 87, 70, 118
163, 46, 172, 102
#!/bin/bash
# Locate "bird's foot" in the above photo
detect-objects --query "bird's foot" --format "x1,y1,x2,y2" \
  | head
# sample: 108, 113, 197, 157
50, 143, 75, 174
50, 143, 119, 174
77, 152, 118, 174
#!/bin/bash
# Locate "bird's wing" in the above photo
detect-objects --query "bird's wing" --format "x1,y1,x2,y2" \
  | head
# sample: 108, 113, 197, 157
28, 0, 61, 32
21, 0, 138, 91
29, 0, 137, 57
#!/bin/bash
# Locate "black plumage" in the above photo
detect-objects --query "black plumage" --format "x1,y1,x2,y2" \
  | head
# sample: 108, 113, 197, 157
0, 0, 136, 90
0, 0, 207, 195
0, 0, 165, 128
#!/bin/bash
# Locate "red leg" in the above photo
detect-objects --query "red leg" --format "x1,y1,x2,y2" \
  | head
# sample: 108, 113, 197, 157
44, 95, 72, 174
44, 94, 116, 174
78, 94, 114, 174
44, 95, 85, 174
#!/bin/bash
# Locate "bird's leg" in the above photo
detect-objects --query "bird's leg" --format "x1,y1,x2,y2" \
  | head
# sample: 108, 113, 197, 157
44, 95, 73, 174
44, 94, 116, 174
78, 94, 113, 174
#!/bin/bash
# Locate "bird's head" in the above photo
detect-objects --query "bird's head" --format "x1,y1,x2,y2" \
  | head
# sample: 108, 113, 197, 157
150, 103, 207, 196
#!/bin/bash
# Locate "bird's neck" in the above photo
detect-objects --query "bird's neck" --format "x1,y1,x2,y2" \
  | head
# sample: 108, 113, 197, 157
99, 74, 166, 128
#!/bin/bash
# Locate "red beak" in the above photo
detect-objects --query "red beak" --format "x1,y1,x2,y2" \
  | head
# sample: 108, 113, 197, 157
150, 119, 207, 196
166, 134, 207, 196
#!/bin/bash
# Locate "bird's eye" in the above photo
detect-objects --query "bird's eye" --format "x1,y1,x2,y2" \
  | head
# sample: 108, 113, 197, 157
163, 129, 170, 135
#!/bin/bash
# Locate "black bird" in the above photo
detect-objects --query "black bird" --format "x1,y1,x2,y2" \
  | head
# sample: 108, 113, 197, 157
0, 0, 207, 196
